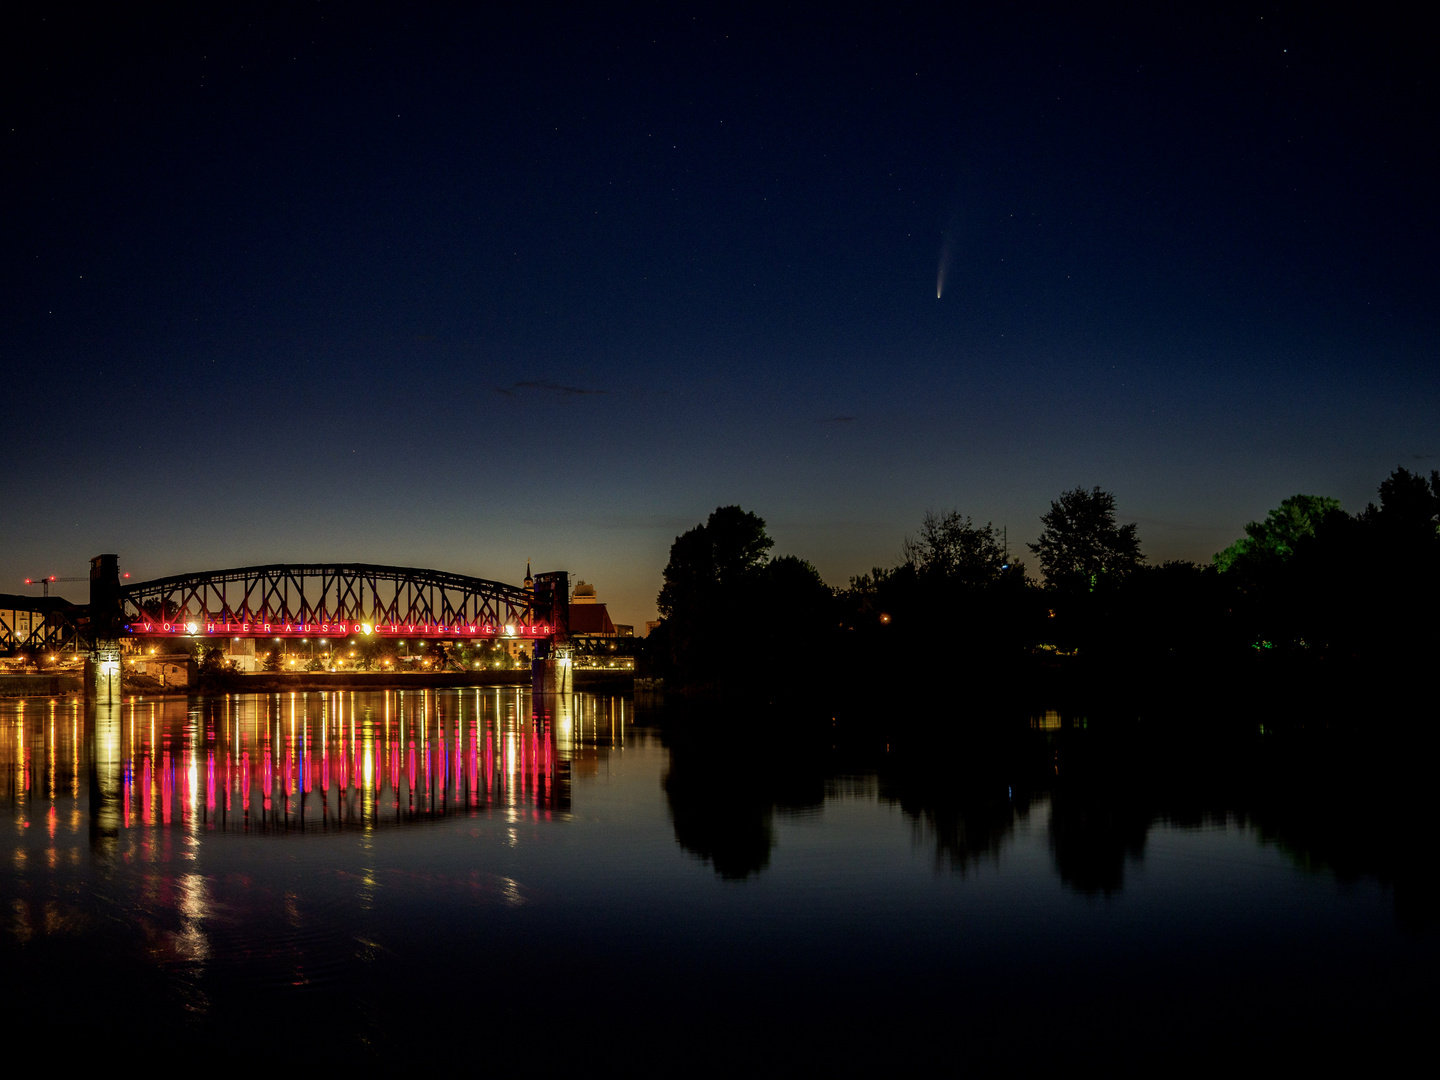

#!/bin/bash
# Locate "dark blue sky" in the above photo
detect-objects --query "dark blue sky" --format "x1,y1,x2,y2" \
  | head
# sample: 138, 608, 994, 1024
5, 5, 1436, 624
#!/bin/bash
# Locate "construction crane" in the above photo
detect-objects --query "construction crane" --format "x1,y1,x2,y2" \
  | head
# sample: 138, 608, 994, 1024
23, 575, 86, 598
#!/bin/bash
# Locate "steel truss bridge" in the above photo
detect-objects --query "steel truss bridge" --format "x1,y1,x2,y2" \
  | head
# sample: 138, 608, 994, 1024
0, 595, 82, 654
2, 563, 569, 653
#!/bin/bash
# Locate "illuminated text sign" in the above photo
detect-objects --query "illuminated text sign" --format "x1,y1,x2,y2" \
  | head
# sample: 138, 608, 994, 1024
125, 621, 555, 638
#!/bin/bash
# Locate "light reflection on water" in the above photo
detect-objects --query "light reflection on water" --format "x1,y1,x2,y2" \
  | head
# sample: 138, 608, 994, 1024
18, 688, 578, 832
0, 690, 1433, 1065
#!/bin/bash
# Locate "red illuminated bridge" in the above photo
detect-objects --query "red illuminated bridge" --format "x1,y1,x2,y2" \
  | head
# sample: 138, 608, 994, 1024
120, 563, 570, 644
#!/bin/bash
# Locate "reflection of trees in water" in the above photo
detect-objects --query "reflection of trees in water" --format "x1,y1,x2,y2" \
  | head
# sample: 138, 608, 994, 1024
659, 704, 835, 880
909, 790, 1024, 873
877, 727, 1150, 891
878, 759, 1034, 874
1036, 720, 1440, 923
664, 765, 776, 880
880, 712, 1440, 913
1047, 786, 1148, 896
1038, 720, 1153, 895
654, 697, 1438, 927
663, 733, 828, 880
1234, 734, 1439, 934
663, 706, 1051, 879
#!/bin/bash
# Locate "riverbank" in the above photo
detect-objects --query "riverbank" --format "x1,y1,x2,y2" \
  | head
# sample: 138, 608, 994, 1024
0, 673, 84, 697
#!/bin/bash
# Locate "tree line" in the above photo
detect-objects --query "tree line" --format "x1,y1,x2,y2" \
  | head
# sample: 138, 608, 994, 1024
646, 467, 1440, 712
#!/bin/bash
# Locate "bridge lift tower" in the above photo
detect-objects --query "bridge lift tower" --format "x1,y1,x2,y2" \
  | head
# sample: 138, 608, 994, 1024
84, 556, 124, 702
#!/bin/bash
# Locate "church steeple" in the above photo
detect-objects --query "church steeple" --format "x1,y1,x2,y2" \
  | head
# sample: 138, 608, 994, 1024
523, 560, 533, 591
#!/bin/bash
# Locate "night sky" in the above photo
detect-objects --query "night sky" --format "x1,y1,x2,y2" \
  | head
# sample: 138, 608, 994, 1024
5, 5, 1435, 625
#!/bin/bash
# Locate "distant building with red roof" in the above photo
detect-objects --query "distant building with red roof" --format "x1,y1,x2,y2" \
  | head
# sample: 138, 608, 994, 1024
568, 580, 627, 636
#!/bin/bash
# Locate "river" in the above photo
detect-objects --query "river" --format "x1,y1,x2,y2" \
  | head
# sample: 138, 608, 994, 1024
1, 688, 1431, 1067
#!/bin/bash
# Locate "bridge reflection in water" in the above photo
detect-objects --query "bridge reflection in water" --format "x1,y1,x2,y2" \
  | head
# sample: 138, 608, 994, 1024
4, 689, 636, 836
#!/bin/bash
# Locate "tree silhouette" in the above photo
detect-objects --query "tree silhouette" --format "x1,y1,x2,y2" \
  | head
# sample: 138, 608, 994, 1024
1367, 466, 1439, 545
901, 510, 1010, 587
1029, 486, 1142, 589
658, 505, 773, 615
1213, 493, 1343, 572
656, 506, 773, 685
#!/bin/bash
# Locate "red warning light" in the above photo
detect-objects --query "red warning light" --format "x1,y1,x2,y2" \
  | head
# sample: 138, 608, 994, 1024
123, 572, 130, 578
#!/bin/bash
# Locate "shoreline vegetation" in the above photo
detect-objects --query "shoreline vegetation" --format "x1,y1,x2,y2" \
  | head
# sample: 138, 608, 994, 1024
641, 468, 1440, 730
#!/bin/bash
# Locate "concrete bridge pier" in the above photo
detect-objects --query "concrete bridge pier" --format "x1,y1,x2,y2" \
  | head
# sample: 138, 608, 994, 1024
85, 554, 123, 704
85, 640, 122, 702
531, 643, 574, 702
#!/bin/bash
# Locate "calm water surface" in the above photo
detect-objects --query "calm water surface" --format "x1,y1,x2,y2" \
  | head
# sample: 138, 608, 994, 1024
1, 689, 1431, 1066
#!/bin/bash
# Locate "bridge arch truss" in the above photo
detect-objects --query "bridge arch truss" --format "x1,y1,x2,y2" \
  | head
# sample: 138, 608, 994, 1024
121, 564, 565, 640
